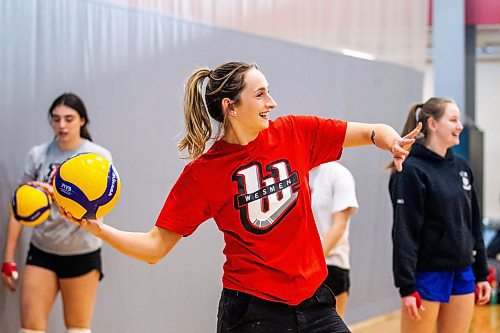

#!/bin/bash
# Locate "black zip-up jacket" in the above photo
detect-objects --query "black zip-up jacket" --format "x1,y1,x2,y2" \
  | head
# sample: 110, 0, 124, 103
389, 143, 489, 297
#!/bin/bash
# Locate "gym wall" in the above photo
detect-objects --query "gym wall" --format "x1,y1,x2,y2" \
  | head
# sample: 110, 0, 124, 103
0, 1, 422, 331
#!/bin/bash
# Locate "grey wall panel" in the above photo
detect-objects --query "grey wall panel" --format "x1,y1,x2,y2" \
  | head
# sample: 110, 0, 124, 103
0, 1, 422, 331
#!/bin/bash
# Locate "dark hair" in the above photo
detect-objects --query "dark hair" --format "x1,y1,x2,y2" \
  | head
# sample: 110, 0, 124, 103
48, 92, 92, 141
388, 97, 454, 172
179, 61, 258, 159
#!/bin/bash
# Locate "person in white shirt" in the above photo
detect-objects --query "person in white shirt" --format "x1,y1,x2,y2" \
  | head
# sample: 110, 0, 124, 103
310, 161, 359, 317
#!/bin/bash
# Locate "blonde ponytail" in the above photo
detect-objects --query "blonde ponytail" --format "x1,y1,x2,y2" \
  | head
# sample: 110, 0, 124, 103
178, 68, 213, 160
178, 62, 257, 160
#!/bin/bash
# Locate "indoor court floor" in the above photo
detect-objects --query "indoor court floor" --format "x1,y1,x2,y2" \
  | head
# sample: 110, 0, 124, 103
350, 305, 500, 333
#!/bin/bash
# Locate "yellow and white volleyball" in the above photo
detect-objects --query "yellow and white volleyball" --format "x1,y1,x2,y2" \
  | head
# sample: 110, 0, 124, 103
11, 184, 52, 226
53, 153, 121, 220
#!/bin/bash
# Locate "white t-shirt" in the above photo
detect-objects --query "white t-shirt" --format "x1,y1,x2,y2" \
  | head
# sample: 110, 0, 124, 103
310, 161, 358, 269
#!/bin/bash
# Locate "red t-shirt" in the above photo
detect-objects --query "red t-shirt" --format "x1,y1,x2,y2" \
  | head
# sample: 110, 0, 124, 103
155, 115, 347, 305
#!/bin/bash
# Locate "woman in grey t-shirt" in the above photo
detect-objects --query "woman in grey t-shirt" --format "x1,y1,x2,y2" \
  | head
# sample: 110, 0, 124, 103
2, 93, 111, 333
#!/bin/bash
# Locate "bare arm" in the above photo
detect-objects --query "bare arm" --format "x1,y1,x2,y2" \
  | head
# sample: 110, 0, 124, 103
69, 216, 181, 264
344, 122, 421, 171
32, 181, 182, 264
344, 123, 401, 149
3, 214, 23, 263
2, 214, 23, 291
322, 207, 356, 256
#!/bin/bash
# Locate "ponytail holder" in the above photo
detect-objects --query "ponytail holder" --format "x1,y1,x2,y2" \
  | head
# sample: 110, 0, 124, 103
200, 75, 210, 114
415, 103, 423, 123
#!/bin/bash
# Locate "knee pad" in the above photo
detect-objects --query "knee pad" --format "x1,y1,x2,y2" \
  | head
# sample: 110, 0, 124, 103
19, 329, 46, 333
67, 328, 91, 333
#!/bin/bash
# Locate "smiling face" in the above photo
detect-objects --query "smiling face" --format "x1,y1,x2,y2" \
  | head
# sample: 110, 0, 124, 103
225, 68, 277, 143
50, 104, 85, 146
430, 102, 463, 149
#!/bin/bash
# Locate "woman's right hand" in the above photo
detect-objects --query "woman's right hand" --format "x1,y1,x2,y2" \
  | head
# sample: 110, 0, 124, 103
402, 292, 425, 320
391, 122, 422, 172
1, 262, 19, 291
58, 207, 105, 237
29, 181, 104, 236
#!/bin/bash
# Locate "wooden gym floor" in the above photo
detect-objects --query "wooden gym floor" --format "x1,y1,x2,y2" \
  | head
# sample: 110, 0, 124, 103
350, 305, 500, 333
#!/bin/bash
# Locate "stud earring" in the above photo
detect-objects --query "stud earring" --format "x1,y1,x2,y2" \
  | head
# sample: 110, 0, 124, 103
230, 110, 237, 116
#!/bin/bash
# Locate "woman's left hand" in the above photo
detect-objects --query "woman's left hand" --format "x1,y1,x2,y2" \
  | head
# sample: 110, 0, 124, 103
392, 123, 422, 172
475, 281, 492, 305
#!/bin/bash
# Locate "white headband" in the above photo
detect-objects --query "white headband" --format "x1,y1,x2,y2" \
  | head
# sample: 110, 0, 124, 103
415, 103, 425, 124
200, 76, 210, 114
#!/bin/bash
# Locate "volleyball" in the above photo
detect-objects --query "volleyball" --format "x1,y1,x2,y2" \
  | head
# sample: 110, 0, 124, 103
53, 152, 121, 220
11, 184, 52, 226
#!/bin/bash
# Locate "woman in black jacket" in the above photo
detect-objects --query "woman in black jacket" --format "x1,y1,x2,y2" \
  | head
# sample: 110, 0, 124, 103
389, 97, 491, 333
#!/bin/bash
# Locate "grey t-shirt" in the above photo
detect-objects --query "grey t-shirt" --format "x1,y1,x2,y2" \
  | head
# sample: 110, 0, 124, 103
20, 139, 112, 255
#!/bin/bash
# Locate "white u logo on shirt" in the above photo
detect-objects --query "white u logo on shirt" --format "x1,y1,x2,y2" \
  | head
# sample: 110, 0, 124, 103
233, 160, 299, 234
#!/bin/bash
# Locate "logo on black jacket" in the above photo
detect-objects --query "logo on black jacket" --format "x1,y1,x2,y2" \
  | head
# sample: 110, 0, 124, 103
232, 159, 300, 234
459, 170, 471, 191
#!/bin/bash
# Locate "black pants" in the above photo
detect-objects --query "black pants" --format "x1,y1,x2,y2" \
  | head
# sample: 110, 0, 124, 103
217, 284, 350, 333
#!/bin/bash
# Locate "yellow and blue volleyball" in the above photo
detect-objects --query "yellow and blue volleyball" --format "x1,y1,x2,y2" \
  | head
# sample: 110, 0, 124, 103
53, 153, 121, 220
11, 184, 52, 226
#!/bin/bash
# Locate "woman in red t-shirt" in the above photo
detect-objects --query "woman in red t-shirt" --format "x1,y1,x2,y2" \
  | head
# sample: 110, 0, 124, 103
39, 61, 420, 333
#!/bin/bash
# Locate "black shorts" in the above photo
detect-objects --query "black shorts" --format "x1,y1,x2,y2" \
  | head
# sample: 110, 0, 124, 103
26, 243, 103, 280
324, 265, 350, 296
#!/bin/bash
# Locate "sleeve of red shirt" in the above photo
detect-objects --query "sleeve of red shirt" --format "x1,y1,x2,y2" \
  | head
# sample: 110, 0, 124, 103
285, 115, 347, 169
155, 163, 212, 236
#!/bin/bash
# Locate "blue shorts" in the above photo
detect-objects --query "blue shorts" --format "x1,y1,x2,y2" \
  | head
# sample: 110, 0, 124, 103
415, 266, 475, 303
